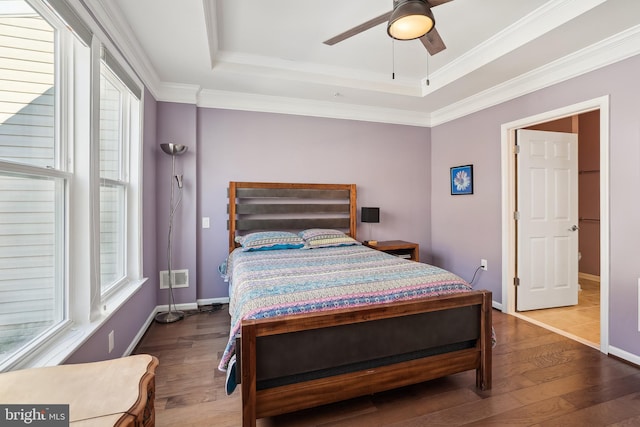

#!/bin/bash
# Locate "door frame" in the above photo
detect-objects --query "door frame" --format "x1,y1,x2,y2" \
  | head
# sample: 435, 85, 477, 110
500, 96, 610, 354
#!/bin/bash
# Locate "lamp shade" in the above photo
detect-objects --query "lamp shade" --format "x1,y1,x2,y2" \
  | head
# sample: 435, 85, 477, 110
361, 207, 380, 223
160, 143, 188, 156
387, 0, 435, 40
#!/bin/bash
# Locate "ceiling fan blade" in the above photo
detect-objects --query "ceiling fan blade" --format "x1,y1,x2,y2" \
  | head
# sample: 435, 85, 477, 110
427, 0, 454, 7
323, 11, 392, 45
419, 27, 446, 55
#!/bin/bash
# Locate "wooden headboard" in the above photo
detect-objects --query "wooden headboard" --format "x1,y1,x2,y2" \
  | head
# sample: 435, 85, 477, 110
228, 182, 357, 253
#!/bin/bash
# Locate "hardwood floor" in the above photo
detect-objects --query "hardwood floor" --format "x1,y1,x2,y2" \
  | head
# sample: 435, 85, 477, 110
520, 278, 600, 346
133, 305, 640, 426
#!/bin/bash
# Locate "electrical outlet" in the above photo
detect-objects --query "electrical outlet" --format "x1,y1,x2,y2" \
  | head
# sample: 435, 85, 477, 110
480, 259, 488, 271
108, 330, 114, 354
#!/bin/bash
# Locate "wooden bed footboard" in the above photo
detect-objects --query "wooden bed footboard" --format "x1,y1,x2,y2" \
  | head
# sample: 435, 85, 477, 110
239, 289, 492, 427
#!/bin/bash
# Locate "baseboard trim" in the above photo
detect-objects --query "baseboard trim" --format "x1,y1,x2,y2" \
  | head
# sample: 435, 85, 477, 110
579, 272, 600, 283
196, 297, 229, 306
123, 308, 157, 357
492, 300, 503, 311
609, 345, 640, 368
155, 302, 199, 312
123, 302, 207, 357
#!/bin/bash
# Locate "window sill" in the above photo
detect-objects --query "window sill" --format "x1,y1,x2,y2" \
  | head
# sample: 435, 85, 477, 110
9, 278, 148, 371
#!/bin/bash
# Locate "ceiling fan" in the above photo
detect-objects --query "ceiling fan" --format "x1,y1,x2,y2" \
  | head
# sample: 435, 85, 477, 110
323, 0, 452, 55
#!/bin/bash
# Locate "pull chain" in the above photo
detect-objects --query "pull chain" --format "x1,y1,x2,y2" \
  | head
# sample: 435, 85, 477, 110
426, 54, 430, 86
392, 40, 395, 80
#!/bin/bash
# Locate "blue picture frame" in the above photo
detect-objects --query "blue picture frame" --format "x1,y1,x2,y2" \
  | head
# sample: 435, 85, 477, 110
450, 164, 474, 195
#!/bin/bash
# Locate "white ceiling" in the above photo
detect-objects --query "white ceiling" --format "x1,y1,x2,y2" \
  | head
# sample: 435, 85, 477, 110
88, 0, 640, 126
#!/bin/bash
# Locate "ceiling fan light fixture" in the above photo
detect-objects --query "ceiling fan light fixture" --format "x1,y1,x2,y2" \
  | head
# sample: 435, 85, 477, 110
387, 0, 435, 41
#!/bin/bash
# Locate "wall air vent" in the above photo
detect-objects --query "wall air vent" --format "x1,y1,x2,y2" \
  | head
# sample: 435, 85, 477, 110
159, 269, 189, 289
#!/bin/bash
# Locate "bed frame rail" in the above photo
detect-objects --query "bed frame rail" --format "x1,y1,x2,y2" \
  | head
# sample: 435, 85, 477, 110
239, 290, 492, 426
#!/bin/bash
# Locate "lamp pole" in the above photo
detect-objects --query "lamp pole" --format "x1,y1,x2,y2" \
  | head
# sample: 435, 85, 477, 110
155, 143, 187, 323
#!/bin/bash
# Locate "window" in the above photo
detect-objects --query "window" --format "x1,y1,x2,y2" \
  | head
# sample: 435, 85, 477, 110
0, 0, 66, 368
97, 47, 142, 299
0, 2, 56, 168
0, 0, 143, 370
99, 65, 126, 293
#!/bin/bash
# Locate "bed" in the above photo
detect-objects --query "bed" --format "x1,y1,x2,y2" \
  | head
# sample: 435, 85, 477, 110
221, 181, 492, 427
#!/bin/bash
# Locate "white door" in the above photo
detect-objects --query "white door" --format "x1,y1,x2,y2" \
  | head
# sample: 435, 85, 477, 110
517, 129, 579, 311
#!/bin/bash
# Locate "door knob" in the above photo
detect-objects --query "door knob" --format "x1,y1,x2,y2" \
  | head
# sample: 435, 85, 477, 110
569, 225, 579, 231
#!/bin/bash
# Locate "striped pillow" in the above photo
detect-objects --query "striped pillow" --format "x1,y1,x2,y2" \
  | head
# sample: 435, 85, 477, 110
236, 231, 305, 251
298, 229, 360, 249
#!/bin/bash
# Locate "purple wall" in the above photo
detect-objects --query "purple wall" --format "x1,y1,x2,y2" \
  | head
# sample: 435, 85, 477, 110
430, 112, 503, 290
67, 53, 640, 364
155, 103, 198, 306
66, 88, 160, 363
432, 54, 640, 357
143, 87, 159, 313
196, 110, 432, 298
67, 101, 431, 363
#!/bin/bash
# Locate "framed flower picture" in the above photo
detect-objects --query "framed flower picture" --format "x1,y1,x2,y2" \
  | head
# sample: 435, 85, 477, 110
450, 164, 473, 195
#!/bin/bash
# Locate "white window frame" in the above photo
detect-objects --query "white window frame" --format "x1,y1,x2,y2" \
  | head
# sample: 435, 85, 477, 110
98, 63, 130, 297
87, 30, 144, 324
86, 26, 145, 331
0, 0, 73, 371
1, 0, 145, 371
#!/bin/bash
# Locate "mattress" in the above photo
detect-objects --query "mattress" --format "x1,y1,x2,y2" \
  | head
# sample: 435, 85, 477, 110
218, 244, 473, 374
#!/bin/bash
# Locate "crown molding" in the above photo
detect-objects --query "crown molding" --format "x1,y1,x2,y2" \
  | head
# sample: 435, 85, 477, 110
82, 0, 162, 99
87, 0, 640, 128
202, 0, 218, 70
156, 83, 201, 104
161, 24, 640, 128
421, 0, 606, 94
214, 51, 420, 97
153, 22, 640, 128
204, 0, 419, 97
197, 89, 431, 127
430, 25, 640, 126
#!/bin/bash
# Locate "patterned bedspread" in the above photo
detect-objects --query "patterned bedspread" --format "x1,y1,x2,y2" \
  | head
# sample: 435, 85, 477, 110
218, 244, 472, 373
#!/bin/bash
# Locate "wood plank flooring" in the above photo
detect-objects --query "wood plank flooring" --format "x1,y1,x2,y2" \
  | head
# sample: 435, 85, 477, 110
133, 305, 640, 426
521, 278, 600, 346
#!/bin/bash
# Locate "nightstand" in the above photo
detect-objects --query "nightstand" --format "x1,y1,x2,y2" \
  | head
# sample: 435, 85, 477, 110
364, 240, 419, 262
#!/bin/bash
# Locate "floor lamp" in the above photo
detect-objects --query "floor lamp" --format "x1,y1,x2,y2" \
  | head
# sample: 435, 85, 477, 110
155, 143, 188, 323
